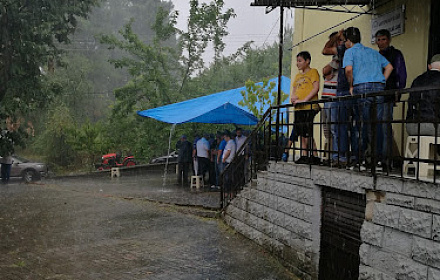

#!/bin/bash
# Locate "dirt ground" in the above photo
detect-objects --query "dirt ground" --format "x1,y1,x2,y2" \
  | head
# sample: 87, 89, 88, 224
0, 173, 298, 280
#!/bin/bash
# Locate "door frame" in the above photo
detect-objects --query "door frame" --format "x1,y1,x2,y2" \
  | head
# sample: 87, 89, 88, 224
428, 0, 440, 61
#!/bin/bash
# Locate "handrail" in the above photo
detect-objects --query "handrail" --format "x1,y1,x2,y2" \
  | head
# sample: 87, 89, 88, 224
221, 85, 440, 209
220, 106, 274, 208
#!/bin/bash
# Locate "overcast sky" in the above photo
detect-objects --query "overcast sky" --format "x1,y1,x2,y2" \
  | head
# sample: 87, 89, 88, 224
171, 0, 294, 63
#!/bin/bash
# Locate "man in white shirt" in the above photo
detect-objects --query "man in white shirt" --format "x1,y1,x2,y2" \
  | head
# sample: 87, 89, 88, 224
223, 133, 236, 164
222, 131, 236, 193
235, 128, 248, 186
1, 154, 13, 184
196, 133, 210, 181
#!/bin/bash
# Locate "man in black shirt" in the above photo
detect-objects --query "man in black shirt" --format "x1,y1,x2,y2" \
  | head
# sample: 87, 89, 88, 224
375, 29, 407, 170
177, 135, 192, 186
406, 54, 440, 136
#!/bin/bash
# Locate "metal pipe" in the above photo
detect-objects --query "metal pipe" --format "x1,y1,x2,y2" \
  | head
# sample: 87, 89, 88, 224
275, 1, 284, 161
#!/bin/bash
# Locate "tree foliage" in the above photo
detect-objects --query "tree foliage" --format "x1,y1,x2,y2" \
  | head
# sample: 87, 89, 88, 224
67, 119, 107, 169
0, 0, 100, 112
192, 26, 293, 96
16, 0, 294, 171
66, 0, 175, 115
100, 8, 179, 112
178, 0, 235, 93
0, 0, 100, 158
96, 1, 236, 160
33, 102, 76, 167
239, 78, 289, 119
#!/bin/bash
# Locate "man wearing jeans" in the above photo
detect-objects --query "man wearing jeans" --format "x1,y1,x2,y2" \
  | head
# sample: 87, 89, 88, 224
343, 27, 393, 167
322, 29, 357, 167
375, 29, 407, 170
1, 154, 13, 184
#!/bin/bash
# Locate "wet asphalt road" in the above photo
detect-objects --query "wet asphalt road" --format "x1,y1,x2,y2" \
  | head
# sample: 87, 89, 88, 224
0, 172, 297, 280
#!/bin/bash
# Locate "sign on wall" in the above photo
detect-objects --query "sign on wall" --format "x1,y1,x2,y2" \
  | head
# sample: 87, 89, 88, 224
371, 5, 405, 43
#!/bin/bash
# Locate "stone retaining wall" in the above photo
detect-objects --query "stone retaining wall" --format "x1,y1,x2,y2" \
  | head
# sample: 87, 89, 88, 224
223, 161, 440, 280
360, 177, 440, 280
224, 162, 322, 279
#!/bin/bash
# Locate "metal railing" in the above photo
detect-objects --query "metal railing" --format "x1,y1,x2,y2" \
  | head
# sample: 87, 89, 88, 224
220, 109, 275, 208
221, 85, 440, 208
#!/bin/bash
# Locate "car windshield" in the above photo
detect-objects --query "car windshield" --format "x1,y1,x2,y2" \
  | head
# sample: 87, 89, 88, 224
13, 155, 30, 163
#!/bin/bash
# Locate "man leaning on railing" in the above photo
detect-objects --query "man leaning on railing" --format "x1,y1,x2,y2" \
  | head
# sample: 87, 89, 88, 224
343, 27, 394, 168
375, 29, 407, 171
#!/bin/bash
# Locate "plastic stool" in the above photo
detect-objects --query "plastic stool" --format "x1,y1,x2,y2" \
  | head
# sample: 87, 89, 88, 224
111, 167, 120, 178
190, 176, 203, 189
403, 136, 440, 177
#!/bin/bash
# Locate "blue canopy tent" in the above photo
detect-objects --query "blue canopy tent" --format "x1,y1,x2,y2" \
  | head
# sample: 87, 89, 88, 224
137, 76, 291, 184
137, 76, 291, 125
138, 101, 259, 125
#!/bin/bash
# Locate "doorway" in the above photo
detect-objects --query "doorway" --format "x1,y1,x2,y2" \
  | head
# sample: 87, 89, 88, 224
318, 187, 366, 280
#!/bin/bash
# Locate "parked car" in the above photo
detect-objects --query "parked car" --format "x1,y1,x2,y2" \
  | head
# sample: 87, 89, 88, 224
149, 151, 178, 164
1, 155, 49, 182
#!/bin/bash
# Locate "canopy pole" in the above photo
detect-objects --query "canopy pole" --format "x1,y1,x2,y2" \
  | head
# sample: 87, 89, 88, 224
163, 123, 176, 186
275, 0, 284, 161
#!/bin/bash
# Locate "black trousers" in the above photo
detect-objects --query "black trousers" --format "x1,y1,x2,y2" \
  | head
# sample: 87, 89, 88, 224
223, 162, 235, 193
235, 155, 245, 186
209, 160, 216, 185
1, 163, 11, 183
177, 162, 190, 185
197, 157, 210, 180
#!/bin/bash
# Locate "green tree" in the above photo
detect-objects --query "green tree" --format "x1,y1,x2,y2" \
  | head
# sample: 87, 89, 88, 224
178, 0, 235, 94
192, 26, 293, 97
61, 0, 174, 122
100, 7, 179, 112
239, 78, 289, 119
0, 0, 100, 156
46, 53, 100, 121
0, 0, 100, 111
98, 2, 235, 160
67, 119, 107, 169
33, 102, 76, 168
24, 1, 177, 167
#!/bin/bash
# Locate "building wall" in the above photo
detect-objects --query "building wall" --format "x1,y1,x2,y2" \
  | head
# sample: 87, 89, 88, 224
223, 162, 440, 280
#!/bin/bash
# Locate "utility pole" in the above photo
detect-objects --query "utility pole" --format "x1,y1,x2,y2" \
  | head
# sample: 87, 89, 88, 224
275, 1, 284, 161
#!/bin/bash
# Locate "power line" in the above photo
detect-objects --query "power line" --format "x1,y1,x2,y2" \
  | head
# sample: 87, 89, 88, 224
288, 0, 392, 50
288, 12, 364, 50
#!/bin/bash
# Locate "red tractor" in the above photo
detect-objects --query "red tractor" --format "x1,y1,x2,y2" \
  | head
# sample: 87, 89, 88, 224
96, 152, 136, 170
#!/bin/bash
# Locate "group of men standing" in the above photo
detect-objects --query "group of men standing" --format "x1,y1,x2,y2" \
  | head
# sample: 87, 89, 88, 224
320, 27, 440, 171
321, 27, 407, 170
176, 128, 249, 191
